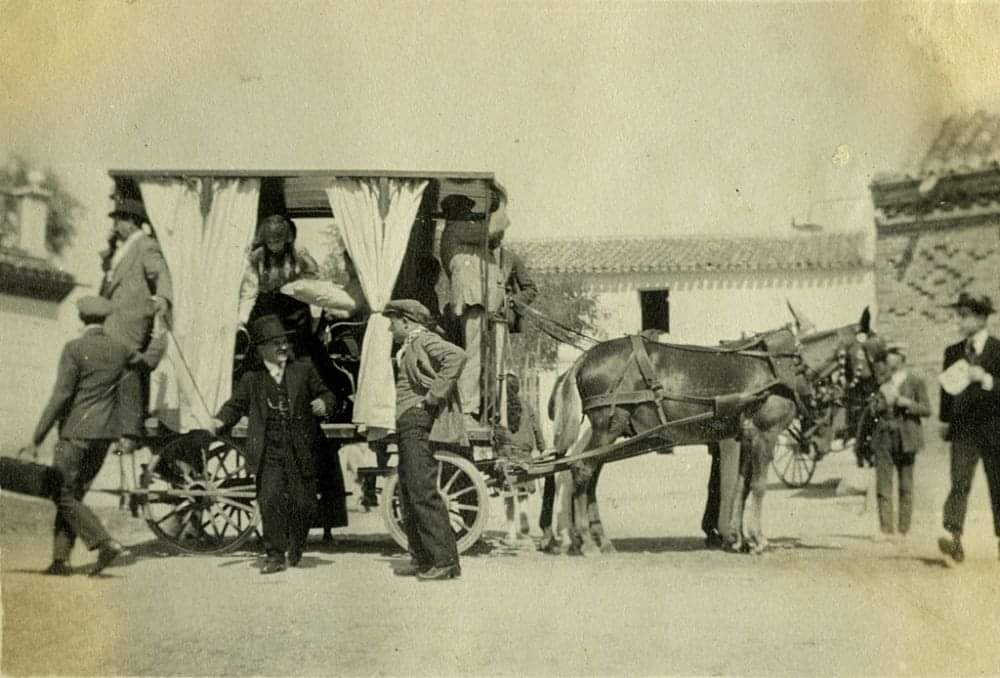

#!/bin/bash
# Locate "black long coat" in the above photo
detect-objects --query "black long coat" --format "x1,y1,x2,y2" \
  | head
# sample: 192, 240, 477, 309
215, 359, 336, 478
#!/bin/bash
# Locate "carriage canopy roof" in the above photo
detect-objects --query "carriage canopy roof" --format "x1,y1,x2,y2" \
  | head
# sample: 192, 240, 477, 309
108, 170, 500, 220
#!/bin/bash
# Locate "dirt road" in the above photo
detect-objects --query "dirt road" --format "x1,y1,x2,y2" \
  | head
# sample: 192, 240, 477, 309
3, 443, 998, 676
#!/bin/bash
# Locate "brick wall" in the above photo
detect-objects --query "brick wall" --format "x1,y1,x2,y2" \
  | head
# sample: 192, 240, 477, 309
875, 217, 1000, 413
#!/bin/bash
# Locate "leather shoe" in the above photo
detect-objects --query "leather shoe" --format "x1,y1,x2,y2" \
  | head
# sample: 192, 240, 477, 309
90, 540, 126, 576
938, 535, 965, 564
261, 557, 286, 575
416, 564, 461, 581
394, 560, 431, 577
44, 561, 72, 576
288, 546, 303, 567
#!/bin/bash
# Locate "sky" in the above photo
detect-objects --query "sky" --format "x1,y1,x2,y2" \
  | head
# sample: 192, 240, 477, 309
3, 1, 1000, 284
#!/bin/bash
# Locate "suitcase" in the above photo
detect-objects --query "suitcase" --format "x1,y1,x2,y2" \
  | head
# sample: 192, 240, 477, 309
0, 452, 62, 500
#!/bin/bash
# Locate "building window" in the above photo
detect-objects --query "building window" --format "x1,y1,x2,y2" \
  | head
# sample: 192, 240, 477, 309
639, 289, 670, 333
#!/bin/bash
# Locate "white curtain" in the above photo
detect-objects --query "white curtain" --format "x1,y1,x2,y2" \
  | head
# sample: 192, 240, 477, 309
140, 177, 261, 431
325, 177, 428, 435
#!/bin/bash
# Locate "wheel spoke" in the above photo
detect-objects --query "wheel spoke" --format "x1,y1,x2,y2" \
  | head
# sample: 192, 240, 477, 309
216, 496, 255, 513
451, 502, 479, 513
448, 486, 477, 500
154, 502, 195, 529
441, 468, 461, 493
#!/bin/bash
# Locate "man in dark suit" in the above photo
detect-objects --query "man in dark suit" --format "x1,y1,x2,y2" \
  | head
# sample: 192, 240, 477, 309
25, 296, 140, 576
938, 292, 1000, 564
212, 315, 336, 574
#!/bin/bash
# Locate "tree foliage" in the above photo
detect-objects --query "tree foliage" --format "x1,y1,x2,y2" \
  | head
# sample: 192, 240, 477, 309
1, 155, 81, 255
509, 274, 602, 374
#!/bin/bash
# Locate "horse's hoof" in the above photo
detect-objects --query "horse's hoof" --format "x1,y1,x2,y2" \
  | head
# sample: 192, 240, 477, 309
579, 542, 601, 557
722, 540, 742, 554
538, 537, 562, 554
566, 543, 584, 557
599, 541, 617, 555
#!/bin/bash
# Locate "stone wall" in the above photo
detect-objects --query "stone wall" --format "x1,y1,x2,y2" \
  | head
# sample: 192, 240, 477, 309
875, 216, 1000, 412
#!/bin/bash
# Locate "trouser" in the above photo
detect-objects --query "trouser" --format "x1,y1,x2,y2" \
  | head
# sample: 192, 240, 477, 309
257, 447, 317, 557
943, 437, 1000, 538
396, 406, 459, 568
874, 436, 915, 535
315, 442, 348, 530
457, 306, 508, 417
701, 443, 722, 536
52, 439, 114, 561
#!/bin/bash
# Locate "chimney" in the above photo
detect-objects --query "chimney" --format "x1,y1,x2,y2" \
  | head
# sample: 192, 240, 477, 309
11, 170, 52, 258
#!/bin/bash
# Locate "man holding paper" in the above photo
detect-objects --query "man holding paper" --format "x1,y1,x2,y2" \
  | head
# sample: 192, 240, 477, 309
937, 292, 1000, 565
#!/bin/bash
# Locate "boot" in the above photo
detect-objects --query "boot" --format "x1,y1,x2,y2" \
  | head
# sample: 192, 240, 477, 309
937, 532, 964, 565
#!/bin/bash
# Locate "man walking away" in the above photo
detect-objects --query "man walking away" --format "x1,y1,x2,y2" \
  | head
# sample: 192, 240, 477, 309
24, 296, 140, 576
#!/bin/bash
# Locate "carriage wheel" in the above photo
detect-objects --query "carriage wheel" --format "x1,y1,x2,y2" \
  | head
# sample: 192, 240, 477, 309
771, 419, 819, 488
141, 433, 259, 555
380, 451, 490, 555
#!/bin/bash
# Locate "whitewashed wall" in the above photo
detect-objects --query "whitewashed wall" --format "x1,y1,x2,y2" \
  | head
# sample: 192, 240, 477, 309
0, 293, 77, 457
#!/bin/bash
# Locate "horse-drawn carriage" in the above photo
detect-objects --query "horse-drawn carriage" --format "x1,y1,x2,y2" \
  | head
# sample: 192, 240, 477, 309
114, 169, 515, 555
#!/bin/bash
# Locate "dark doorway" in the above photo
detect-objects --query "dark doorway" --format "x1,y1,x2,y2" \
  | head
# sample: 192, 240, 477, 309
640, 289, 670, 333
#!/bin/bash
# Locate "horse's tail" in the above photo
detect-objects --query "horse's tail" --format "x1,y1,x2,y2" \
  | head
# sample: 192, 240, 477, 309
548, 357, 585, 451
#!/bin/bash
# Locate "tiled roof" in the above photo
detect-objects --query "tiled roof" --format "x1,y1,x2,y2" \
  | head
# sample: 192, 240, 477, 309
507, 232, 869, 275
919, 110, 1000, 176
0, 248, 76, 301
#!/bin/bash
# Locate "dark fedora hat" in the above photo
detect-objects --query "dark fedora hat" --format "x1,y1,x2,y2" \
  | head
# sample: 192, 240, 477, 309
108, 196, 148, 223
945, 291, 995, 316
383, 299, 434, 327
248, 315, 294, 345
440, 194, 482, 222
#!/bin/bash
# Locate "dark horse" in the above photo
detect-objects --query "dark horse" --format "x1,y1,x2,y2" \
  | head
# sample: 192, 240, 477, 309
543, 312, 870, 555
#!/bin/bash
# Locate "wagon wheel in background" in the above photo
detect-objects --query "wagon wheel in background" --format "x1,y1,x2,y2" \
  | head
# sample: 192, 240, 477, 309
141, 432, 259, 554
381, 450, 490, 554
771, 419, 819, 488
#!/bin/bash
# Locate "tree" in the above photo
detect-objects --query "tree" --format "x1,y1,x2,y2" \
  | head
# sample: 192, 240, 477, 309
1, 155, 81, 255
509, 274, 602, 375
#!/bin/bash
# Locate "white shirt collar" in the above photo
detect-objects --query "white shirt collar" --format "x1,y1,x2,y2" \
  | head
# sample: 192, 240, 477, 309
263, 358, 286, 382
81, 323, 103, 335
890, 368, 908, 389
970, 328, 989, 355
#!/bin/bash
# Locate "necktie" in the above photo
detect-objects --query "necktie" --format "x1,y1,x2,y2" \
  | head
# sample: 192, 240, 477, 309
965, 339, 978, 365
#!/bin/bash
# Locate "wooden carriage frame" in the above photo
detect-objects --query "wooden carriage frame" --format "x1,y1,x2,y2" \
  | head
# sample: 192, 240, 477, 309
111, 168, 516, 555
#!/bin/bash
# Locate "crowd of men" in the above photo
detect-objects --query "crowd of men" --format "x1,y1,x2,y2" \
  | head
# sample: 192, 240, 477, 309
25, 192, 541, 579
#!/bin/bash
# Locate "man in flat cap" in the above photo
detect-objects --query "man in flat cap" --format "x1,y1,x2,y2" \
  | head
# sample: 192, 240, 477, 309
869, 342, 930, 544
211, 315, 336, 574
25, 296, 142, 576
938, 292, 1000, 564
384, 299, 466, 581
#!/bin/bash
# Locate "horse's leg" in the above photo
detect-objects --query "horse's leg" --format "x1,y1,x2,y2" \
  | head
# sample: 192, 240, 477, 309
727, 428, 754, 553
743, 424, 774, 554
568, 462, 598, 555
586, 464, 617, 554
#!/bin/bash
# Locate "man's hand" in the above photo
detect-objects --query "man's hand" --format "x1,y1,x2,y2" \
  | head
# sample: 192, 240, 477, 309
310, 398, 328, 417
423, 394, 442, 413
940, 424, 951, 441
117, 437, 137, 455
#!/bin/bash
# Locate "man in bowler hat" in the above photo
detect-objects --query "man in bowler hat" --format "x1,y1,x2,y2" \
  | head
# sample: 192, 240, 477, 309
212, 315, 336, 574
25, 296, 140, 576
938, 292, 1000, 564
100, 195, 173, 367
384, 299, 466, 580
